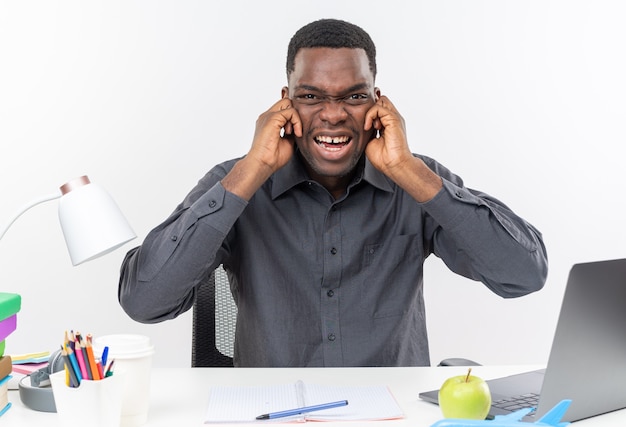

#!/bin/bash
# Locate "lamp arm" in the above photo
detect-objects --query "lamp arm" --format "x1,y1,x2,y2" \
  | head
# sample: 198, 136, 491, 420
0, 191, 62, 241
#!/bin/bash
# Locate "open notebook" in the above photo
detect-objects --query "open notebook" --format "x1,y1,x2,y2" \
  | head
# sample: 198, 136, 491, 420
204, 380, 404, 423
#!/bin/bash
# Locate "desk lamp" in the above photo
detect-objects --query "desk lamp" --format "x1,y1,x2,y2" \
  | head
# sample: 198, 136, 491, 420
1, 175, 136, 412
1, 175, 136, 265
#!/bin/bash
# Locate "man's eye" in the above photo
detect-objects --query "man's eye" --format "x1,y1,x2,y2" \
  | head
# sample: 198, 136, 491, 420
345, 93, 369, 105
296, 94, 321, 104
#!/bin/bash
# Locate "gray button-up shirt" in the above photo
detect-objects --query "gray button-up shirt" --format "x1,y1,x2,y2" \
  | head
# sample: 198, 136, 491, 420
119, 153, 547, 366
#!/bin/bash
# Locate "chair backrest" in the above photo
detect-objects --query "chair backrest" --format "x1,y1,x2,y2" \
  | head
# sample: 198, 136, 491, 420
191, 265, 237, 367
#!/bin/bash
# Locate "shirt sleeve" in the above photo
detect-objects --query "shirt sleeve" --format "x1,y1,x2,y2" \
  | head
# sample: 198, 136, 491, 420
118, 169, 247, 323
419, 157, 548, 298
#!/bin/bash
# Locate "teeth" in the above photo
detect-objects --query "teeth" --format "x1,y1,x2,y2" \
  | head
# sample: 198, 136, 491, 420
315, 135, 350, 144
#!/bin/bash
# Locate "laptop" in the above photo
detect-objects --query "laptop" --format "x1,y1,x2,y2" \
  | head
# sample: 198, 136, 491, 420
419, 258, 626, 422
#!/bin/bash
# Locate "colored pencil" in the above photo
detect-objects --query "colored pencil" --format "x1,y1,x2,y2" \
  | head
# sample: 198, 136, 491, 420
104, 359, 116, 378
74, 339, 89, 380
61, 346, 80, 387
85, 338, 101, 380
65, 344, 83, 383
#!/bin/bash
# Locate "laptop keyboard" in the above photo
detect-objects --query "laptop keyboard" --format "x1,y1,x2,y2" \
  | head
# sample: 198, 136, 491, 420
492, 393, 540, 412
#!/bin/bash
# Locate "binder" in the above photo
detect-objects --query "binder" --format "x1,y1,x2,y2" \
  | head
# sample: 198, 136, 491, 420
0, 316, 17, 343
0, 293, 21, 321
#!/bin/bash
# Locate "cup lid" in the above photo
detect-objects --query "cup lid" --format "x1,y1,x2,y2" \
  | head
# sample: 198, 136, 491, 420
93, 334, 154, 358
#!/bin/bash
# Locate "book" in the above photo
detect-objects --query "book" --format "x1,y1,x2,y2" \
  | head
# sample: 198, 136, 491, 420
204, 380, 404, 423
0, 293, 21, 321
0, 356, 11, 379
0, 403, 10, 418
11, 360, 48, 375
0, 315, 17, 342
10, 351, 50, 365
0, 375, 11, 417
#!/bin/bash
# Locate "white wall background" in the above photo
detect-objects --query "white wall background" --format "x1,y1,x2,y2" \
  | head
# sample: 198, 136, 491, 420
1, 0, 624, 368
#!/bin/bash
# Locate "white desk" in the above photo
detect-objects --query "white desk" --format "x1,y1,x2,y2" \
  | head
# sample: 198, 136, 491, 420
3, 366, 625, 426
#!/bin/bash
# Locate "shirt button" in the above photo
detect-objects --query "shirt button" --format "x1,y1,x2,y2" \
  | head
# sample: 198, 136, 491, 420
327, 333, 336, 341
330, 247, 337, 255
171, 235, 178, 241
327, 290, 334, 297
455, 191, 463, 198
209, 200, 217, 208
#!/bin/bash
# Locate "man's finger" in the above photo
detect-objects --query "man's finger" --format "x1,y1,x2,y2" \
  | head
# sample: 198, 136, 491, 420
273, 98, 293, 112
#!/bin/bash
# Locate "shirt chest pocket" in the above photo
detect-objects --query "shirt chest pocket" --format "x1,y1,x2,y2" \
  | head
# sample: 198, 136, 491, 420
360, 234, 422, 319
363, 234, 421, 268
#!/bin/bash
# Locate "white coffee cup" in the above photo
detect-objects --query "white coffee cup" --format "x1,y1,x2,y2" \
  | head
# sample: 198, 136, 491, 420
93, 334, 154, 427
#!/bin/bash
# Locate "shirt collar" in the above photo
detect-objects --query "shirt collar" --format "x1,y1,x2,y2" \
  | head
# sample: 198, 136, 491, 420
270, 152, 394, 199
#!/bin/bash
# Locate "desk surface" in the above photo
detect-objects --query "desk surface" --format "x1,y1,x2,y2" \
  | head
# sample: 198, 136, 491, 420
4, 366, 626, 426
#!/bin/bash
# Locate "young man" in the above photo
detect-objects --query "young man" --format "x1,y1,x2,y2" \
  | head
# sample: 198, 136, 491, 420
118, 19, 547, 367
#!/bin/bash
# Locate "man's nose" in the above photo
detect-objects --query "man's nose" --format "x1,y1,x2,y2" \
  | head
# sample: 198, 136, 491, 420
318, 99, 348, 124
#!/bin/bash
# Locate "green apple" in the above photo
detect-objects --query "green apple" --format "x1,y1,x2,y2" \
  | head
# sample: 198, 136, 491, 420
438, 368, 492, 419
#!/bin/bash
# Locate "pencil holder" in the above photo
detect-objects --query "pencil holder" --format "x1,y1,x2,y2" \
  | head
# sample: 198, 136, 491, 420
50, 370, 126, 427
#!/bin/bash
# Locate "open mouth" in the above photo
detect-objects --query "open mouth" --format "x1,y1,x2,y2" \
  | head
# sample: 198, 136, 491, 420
314, 135, 352, 152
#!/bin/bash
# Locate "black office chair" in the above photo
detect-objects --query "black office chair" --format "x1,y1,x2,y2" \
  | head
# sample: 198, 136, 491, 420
191, 265, 480, 367
192, 265, 236, 367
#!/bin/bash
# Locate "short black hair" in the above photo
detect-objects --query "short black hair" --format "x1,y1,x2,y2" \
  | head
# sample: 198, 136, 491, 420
286, 19, 377, 80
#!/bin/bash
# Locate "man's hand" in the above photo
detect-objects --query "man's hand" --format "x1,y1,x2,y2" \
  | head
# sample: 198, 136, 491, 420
222, 99, 302, 200
364, 95, 413, 176
248, 98, 302, 173
364, 95, 443, 202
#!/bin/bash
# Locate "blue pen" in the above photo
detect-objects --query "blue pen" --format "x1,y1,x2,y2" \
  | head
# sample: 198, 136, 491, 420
101, 346, 109, 367
255, 400, 348, 420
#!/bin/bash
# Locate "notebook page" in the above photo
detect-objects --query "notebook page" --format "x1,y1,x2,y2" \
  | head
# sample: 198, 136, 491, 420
302, 383, 404, 421
204, 382, 404, 423
204, 383, 300, 423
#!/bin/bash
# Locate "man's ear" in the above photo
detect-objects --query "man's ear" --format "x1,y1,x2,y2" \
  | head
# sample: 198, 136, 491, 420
374, 87, 381, 101
281, 86, 289, 99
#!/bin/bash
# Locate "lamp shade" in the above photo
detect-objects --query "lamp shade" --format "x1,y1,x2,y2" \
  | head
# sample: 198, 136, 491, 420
58, 176, 136, 266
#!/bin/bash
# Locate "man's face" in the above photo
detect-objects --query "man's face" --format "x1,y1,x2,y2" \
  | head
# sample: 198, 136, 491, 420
284, 47, 379, 181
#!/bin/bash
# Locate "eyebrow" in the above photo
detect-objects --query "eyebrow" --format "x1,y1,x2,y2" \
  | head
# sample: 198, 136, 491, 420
294, 83, 371, 95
